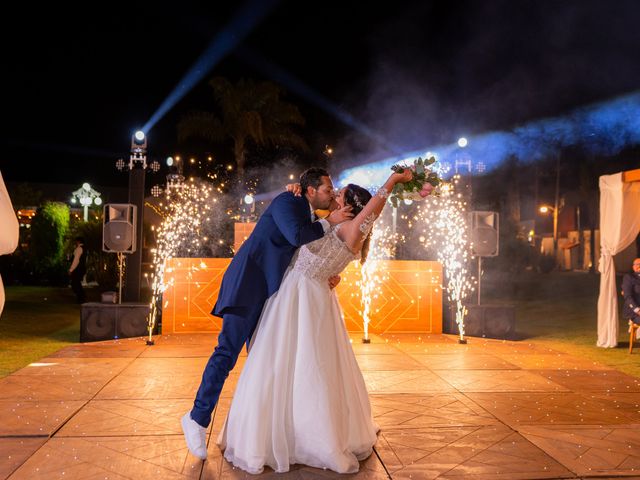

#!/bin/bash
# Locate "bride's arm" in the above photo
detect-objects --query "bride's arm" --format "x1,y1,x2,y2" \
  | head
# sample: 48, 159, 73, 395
337, 170, 412, 252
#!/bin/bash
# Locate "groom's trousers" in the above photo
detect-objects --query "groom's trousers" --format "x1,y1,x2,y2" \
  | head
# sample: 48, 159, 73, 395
190, 304, 262, 428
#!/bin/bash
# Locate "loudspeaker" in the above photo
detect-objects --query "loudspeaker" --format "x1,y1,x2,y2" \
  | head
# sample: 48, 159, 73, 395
445, 304, 516, 340
80, 303, 150, 342
470, 211, 499, 257
103, 204, 137, 253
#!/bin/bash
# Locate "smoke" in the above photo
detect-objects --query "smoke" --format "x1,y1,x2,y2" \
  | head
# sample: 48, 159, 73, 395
333, 0, 640, 180
339, 91, 640, 188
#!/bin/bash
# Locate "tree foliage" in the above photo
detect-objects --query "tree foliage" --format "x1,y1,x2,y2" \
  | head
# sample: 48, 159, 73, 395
29, 202, 69, 284
178, 77, 308, 175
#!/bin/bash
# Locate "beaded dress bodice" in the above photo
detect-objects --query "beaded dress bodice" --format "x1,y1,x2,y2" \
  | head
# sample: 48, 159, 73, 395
291, 228, 358, 282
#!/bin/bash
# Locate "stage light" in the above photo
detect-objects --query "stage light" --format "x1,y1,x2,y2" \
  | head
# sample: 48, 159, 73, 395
134, 130, 145, 143
94, 197, 103, 206
244, 194, 254, 205
82, 182, 91, 190
166, 157, 174, 166
457, 137, 468, 148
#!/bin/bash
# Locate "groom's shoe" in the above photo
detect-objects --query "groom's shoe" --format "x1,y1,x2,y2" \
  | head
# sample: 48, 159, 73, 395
181, 412, 207, 460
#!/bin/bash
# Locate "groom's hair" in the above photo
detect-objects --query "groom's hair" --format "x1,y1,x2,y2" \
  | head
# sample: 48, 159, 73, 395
300, 168, 330, 195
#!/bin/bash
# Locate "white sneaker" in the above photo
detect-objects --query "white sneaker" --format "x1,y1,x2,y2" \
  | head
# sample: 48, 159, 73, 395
181, 412, 207, 460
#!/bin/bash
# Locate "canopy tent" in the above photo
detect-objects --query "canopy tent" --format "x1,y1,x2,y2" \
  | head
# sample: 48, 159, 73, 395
597, 170, 640, 347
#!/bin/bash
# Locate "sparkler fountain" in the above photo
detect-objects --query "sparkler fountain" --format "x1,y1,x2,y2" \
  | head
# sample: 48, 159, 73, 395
146, 178, 219, 344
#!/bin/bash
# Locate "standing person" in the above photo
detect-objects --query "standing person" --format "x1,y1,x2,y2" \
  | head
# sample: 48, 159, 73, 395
217, 168, 413, 474
68, 236, 87, 303
0, 171, 19, 317
182, 167, 353, 460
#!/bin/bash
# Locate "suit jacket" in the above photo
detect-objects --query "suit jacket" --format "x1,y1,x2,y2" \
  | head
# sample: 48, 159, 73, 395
622, 272, 640, 319
212, 192, 325, 317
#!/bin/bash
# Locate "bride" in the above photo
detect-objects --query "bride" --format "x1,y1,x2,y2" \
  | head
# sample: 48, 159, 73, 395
217, 168, 413, 474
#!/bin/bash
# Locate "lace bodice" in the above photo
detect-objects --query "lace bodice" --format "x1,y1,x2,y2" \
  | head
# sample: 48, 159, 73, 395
292, 228, 359, 282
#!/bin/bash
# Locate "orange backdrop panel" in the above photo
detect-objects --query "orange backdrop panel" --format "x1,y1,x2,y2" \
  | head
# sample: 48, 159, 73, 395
161, 258, 442, 334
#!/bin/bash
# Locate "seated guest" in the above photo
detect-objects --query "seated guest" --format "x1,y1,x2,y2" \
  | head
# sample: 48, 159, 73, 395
622, 258, 640, 339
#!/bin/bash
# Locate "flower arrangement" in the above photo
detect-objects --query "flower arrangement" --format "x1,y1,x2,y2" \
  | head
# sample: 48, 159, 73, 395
389, 156, 442, 207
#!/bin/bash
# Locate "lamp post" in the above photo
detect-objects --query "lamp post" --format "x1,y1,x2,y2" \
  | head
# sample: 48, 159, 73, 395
539, 203, 562, 258
71, 183, 102, 221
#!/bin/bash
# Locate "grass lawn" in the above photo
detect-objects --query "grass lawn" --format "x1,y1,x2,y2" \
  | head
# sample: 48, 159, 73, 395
0, 286, 84, 377
482, 270, 640, 379
0, 272, 638, 379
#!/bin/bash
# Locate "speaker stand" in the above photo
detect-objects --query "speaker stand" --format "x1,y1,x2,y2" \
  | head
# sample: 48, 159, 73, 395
117, 252, 124, 305
477, 256, 482, 305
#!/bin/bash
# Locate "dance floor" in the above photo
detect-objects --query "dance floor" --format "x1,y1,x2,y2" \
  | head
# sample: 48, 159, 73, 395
1, 333, 640, 479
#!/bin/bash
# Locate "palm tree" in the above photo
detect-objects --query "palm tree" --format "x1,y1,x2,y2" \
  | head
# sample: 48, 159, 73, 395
178, 77, 308, 176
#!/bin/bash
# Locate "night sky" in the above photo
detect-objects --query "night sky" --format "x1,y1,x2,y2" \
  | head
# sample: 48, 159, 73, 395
2, 0, 640, 188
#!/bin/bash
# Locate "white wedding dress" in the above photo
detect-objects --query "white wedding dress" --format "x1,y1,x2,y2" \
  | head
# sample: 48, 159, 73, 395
217, 227, 379, 474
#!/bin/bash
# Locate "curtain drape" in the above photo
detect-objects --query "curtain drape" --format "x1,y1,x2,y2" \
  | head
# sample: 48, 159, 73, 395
597, 172, 640, 347
0, 171, 19, 317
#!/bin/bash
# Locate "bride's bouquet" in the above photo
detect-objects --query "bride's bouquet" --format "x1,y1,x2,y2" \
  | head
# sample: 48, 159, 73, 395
389, 156, 442, 207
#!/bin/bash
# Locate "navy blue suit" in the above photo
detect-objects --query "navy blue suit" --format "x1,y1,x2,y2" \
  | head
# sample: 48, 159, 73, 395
191, 192, 325, 427
622, 272, 640, 323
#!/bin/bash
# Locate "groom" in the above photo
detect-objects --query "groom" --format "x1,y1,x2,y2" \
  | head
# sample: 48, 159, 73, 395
182, 167, 352, 459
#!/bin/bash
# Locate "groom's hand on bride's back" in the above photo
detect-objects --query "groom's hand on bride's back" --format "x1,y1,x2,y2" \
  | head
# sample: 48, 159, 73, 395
328, 275, 341, 289
285, 183, 302, 196
327, 205, 353, 225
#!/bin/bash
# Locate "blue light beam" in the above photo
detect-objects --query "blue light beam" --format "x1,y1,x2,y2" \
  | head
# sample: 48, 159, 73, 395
339, 91, 640, 188
142, 0, 281, 134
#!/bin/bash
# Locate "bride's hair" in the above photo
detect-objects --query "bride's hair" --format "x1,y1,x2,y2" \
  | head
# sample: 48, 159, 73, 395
343, 184, 373, 264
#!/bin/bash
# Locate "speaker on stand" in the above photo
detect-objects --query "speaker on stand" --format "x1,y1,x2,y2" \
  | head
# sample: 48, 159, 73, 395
470, 211, 499, 305
444, 211, 515, 340
102, 204, 137, 304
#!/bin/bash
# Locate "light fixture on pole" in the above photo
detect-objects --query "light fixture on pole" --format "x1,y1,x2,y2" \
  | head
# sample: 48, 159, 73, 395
539, 201, 563, 258
70, 182, 102, 221
114, 130, 160, 306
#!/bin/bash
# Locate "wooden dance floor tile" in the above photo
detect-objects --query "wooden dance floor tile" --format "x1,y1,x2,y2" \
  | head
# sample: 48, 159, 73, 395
47, 340, 147, 358
408, 353, 520, 370
531, 369, 640, 392
0, 437, 47, 480
95, 374, 203, 400
371, 393, 500, 429
376, 424, 573, 479
356, 353, 425, 370
349, 341, 406, 355
0, 400, 85, 436
118, 357, 210, 376
11, 358, 133, 377
8, 436, 204, 479
495, 353, 614, 371
518, 424, 640, 477
139, 344, 220, 358
56, 399, 211, 437
467, 392, 638, 426
0, 375, 110, 401
363, 370, 456, 394
436, 369, 569, 392
152, 333, 219, 345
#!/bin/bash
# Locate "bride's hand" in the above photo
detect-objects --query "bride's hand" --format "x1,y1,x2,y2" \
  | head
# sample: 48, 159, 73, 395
286, 183, 302, 197
391, 168, 413, 184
